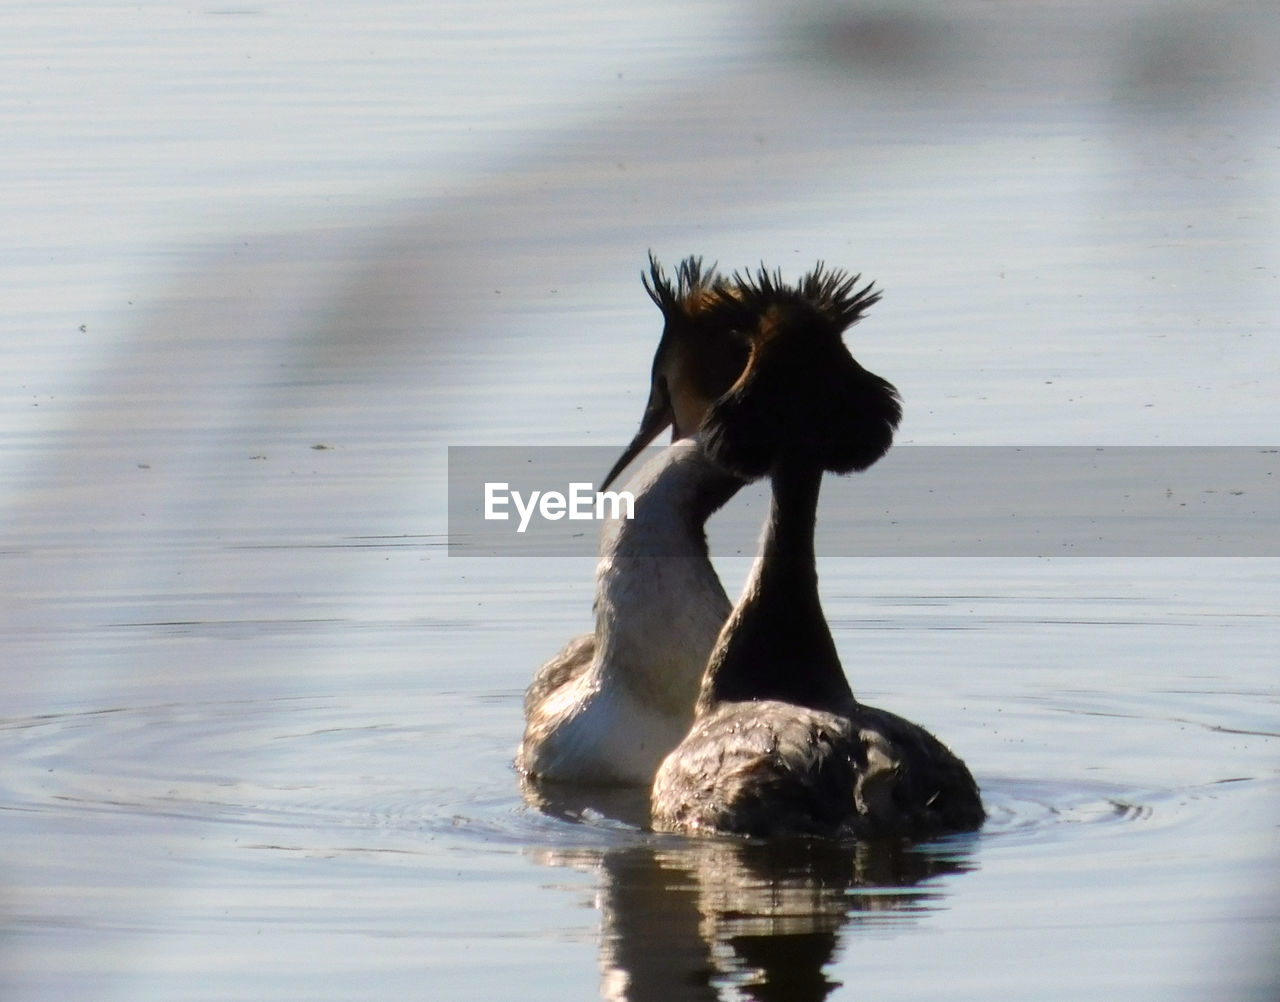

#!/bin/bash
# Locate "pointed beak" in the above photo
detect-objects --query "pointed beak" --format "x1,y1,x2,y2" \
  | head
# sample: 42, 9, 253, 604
600, 376, 672, 491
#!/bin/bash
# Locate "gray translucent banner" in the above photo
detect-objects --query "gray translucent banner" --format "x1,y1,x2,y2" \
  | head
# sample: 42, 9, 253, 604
447, 446, 1280, 557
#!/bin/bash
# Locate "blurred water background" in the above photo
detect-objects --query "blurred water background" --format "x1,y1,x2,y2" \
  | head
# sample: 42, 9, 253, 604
2, 1, 1278, 999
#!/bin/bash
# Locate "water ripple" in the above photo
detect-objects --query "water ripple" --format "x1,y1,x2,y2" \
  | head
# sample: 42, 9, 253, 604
3, 696, 1268, 865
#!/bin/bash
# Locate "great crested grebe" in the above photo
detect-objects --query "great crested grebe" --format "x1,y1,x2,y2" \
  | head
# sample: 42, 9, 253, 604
517, 255, 750, 785
650, 266, 985, 838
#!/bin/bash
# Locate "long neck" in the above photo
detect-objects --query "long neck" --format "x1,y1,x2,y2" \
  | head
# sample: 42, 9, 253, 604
698, 459, 854, 714
592, 442, 741, 708
598, 440, 741, 561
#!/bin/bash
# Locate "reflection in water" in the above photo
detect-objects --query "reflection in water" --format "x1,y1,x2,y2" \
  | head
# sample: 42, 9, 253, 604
524, 781, 975, 1002
5, 1, 1277, 998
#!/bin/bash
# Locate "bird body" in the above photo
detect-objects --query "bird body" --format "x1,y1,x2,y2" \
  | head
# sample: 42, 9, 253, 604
518, 255, 748, 786
518, 440, 736, 784
650, 264, 984, 838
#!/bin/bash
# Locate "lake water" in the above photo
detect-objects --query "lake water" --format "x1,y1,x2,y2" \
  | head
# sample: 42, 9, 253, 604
2, 1, 1278, 999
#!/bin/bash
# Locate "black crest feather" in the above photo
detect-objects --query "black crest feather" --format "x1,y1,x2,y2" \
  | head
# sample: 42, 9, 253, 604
716, 262, 881, 333
799, 263, 882, 331
642, 252, 726, 316
699, 261, 900, 481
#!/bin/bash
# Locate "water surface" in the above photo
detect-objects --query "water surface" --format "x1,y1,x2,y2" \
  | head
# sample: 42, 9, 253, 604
2, 2, 1278, 999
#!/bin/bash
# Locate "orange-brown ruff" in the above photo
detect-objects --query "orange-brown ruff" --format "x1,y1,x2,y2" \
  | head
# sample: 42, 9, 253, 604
517, 256, 749, 785
649, 266, 984, 837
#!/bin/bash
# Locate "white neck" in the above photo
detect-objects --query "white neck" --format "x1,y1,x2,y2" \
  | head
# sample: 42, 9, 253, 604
591, 438, 738, 714
520, 438, 742, 785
